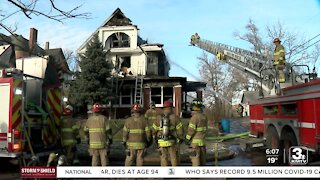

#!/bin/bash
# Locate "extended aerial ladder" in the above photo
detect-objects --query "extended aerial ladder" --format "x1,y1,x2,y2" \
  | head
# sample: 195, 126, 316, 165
190, 34, 318, 96
190, 34, 278, 96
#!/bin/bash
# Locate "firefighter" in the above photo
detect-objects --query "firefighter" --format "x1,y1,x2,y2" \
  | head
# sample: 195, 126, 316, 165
60, 105, 80, 165
123, 103, 151, 166
152, 100, 184, 166
191, 34, 196, 45
84, 103, 112, 166
273, 38, 286, 83
191, 33, 200, 46
237, 104, 244, 117
144, 101, 157, 128
185, 99, 208, 166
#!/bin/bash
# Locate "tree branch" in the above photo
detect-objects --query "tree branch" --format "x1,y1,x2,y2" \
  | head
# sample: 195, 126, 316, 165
6, 0, 91, 23
7, 0, 32, 19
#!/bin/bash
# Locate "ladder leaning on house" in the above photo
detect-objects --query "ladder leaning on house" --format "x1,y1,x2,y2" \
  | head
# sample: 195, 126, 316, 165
134, 76, 143, 105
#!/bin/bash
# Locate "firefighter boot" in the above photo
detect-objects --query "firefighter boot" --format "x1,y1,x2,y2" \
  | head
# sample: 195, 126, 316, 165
189, 147, 200, 166
47, 153, 57, 166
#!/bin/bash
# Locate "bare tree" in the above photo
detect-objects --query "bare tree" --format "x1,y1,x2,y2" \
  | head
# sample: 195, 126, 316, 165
234, 19, 264, 55
234, 19, 309, 64
0, 0, 90, 34
233, 19, 320, 94
310, 43, 320, 72
198, 52, 249, 121
63, 49, 79, 72
265, 21, 308, 64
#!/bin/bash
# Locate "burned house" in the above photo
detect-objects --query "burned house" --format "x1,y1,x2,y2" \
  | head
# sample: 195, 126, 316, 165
77, 8, 206, 118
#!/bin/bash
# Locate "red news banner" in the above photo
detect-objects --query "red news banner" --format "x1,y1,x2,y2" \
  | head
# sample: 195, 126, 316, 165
21, 166, 56, 179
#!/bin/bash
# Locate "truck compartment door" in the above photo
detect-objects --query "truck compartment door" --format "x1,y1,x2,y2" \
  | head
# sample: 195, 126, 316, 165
0, 83, 11, 151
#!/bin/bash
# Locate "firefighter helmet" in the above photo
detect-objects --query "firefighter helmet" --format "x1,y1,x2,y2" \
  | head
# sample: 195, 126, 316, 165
191, 99, 204, 111
131, 102, 142, 113
92, 103, 101, 113
163, 100, 172, 108
63, 105, 73, 116
273, 38, 281, 43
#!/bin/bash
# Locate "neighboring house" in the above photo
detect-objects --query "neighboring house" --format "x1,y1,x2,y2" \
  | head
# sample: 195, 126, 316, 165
78, 8, 206, 118
241, 91, 259, 116
0, 28, 72, 106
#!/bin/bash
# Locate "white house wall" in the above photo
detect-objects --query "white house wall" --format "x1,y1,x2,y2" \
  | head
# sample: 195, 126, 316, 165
99, 26, 138, 49
130, 54, 146, 75
77, 26, 138, 54
109, 53, 147, 76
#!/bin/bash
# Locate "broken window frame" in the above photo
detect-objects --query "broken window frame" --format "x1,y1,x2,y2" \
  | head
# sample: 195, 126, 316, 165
163, 87, 173, 103
120, 56, 131, 68
109, 32, 130, 48
146, 52, 158, 76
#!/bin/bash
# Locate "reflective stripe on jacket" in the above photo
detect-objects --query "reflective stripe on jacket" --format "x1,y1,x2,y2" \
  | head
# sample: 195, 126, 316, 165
273, 44, 285, 65
186, 111, 208, 147
157, 139, 175, 147
84, 113, 111, 149
152, 113, 184, 147
61, 117, 78, 146
123, 113, 151, 149
145, 109, 157, 121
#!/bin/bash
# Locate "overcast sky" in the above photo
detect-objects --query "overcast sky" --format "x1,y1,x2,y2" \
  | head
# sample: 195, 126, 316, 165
1, 0, 320, 81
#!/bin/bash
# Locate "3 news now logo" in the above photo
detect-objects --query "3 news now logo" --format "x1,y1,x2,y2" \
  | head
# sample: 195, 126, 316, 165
168, 168, 175, 175
289, 146, 308, 165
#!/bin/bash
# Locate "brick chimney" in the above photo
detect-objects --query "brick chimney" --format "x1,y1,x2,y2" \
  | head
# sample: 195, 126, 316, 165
29, 28, 38, 55
45, 41, 49, 50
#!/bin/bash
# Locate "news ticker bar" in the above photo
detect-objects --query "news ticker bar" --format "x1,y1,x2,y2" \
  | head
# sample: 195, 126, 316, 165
54, 166, 320, 178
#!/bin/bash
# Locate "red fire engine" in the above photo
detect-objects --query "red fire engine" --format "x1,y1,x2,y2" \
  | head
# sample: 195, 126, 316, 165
250, 79, 320, 154
0, 45, 63, 164
191, 34, 320, 160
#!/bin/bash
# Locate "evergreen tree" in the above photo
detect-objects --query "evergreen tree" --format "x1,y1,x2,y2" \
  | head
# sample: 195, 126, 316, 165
70, 34, 113, 106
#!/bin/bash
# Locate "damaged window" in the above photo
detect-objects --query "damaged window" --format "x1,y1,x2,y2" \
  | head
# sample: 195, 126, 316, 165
120, 56, 131, 68
151, 86, 174, 107
109, 32, 130, 48
146, 53, 158, 75
116, 56, 133, 76
163, 87, 173, 102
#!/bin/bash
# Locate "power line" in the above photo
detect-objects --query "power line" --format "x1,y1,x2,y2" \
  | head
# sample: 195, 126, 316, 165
287, 33, 320, 55
167, 59, 200, 80
168, 56, 233, 105
291, 38, 320, 58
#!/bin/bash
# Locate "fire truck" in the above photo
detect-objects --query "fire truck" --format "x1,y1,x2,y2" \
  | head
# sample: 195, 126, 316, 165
190, 34, 320, 159
0, 45, 63, 164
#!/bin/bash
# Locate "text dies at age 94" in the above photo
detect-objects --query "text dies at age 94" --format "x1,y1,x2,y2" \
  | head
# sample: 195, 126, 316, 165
101, 168, 159, 175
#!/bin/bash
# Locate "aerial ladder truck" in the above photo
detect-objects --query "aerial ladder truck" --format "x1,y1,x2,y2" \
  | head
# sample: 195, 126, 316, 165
191, 34, 320, 163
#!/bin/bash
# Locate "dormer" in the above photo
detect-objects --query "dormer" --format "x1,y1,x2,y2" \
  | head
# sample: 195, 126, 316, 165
101, 26, 138, 50
77, 8, 169, 77
99, 8, 138, 51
